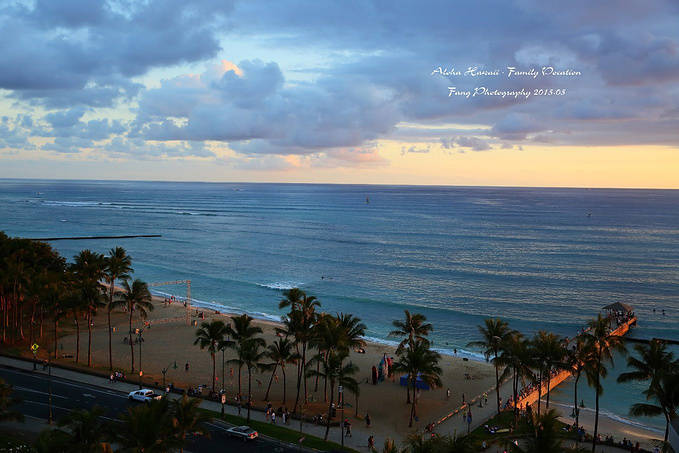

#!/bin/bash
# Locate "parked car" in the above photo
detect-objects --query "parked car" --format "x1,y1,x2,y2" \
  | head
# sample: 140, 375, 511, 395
128, 389, 162, 403
226, 425, 258, 441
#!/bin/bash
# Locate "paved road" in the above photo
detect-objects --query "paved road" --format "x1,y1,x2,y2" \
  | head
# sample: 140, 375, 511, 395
0, 366, 305, 453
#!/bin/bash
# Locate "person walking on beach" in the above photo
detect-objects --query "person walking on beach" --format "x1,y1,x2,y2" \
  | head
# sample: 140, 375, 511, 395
446, 388, 451, 400
365, 412, 371, 427
185, 362, 190, 372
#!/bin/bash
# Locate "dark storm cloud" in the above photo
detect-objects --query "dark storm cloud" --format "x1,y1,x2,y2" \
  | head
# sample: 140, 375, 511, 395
0, 0, 232, 106
1, 0, 678, 160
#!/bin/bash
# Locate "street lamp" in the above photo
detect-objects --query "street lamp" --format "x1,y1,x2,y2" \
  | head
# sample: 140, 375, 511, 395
137, 328, 144, 389
339, 385, 344, 447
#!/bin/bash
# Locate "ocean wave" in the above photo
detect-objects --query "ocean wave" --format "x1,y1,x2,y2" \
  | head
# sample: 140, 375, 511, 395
362, 336, 487, 362
42, 200, 115, 207
549, 401, 664, 434
256, 281, 304, 291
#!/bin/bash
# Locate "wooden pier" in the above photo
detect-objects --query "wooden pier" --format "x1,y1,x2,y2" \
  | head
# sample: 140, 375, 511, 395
512, 315, 637, 410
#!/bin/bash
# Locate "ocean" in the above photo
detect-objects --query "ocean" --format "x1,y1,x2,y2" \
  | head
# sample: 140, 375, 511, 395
1, 179, 677, 433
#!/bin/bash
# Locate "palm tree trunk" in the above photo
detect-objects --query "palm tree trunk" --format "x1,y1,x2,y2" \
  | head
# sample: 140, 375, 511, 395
108, 285, 114, 370
314, 359, 320, 392
74, 314, 80, 364
238, 364, 242, 398
265, 363, 278, 401
87, 310, 92, 367
294, 343, 306, 413
494, 353, 500, 415
211, 352, 216, 392
282, 366, 287, 404
247, 367, 252, 422
324, 380, 334, 440
537, 369, 542, 417
129, 304, 135, 372
546, 368, 551, 408
592, 370, 600, 453
406, 373, 412, 404
574, 372, 580, 435
408, 381, 416, 428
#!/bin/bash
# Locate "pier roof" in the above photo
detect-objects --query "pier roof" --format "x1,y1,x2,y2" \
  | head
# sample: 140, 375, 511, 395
603, 302, 633, 313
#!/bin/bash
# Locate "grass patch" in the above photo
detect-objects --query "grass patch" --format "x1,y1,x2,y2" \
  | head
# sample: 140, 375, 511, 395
199, 408, 358, 452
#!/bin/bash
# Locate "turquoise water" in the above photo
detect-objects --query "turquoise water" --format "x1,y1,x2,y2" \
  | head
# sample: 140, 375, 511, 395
1, 179, 677, 432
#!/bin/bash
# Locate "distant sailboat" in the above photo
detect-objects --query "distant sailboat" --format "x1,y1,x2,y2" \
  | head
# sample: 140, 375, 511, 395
366, 196, 370, 204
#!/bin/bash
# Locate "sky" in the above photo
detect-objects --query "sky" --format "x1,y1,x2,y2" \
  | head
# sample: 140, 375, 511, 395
1, 0, 678, 188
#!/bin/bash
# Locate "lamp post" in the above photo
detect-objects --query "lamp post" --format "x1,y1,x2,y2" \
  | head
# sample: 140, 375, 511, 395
137, 328, 144, 389
46, 347, 53, 425
339, 385, 344, 447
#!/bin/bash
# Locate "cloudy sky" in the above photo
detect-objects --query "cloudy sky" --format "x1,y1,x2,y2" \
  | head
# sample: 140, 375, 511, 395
1, 0, 678, 187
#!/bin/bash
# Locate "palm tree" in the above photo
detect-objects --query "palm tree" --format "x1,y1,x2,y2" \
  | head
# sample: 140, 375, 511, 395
112, 398, 177, 453
618, 340, 679, 444
170, 395, 212, 453
72, 250, 106, 368
468, 318, 514, 414
565, 336, 591, 433
104, 247, 132, 371
279, 288, 320, 412
393, 340, 442, 428
307, 350, 359, 440
57, 406, 109, 452
0, 378, 23, 423
263, 337, 294, 403
389, 310, 432, 353
582, 314, 626, 453
512, 408, 563, 453
116, 279, 153, 373
225, 314, 263, 398
497, 332, 534, 422
194, 320, 228, 392
242, 339, 267, 422
530, 330, 563, 415
390, 310, 433, 404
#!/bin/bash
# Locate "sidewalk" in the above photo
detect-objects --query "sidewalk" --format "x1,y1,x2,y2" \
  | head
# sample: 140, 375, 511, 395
0, 355, 379, 451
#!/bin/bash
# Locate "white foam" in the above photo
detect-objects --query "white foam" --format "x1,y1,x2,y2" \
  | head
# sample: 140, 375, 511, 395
549, 401, 664, 435
256, 281, 303, 291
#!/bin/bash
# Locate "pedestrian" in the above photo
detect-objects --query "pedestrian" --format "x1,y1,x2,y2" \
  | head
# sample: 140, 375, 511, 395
185, 362, 190, 372
345, 420, 352, 437
282, 410, 287, 425
462, 392, 465, 403
368, 435, 375, 450
110, 373, 114, 383
271, 411, 276, 424
365, 412, 371, 427
446, 388, 451, 400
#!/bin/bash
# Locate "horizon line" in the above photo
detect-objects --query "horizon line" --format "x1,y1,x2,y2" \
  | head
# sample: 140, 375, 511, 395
1, 176, 678, 191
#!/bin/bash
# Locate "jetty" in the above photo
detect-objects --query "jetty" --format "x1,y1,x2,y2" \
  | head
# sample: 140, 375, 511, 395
512, 302, 637, 410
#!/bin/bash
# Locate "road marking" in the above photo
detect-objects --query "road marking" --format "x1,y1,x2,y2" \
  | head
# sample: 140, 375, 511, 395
0, 367, 128, 399
14, 386, 68, 399
22, 400, 118, 422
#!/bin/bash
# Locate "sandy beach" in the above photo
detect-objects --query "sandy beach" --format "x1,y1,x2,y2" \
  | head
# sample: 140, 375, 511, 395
53, 295, 496, 442
36, 293, 663, 449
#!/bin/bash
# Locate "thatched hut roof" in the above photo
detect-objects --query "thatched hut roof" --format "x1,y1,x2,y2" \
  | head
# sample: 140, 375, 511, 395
602, 302, 633, 313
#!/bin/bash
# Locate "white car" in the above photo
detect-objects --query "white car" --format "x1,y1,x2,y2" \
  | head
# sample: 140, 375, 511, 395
128, 389, 162, 403
226, 425, 258, 441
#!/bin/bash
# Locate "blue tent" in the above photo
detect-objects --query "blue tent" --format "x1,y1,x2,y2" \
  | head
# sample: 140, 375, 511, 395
399, 374, 430, 390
